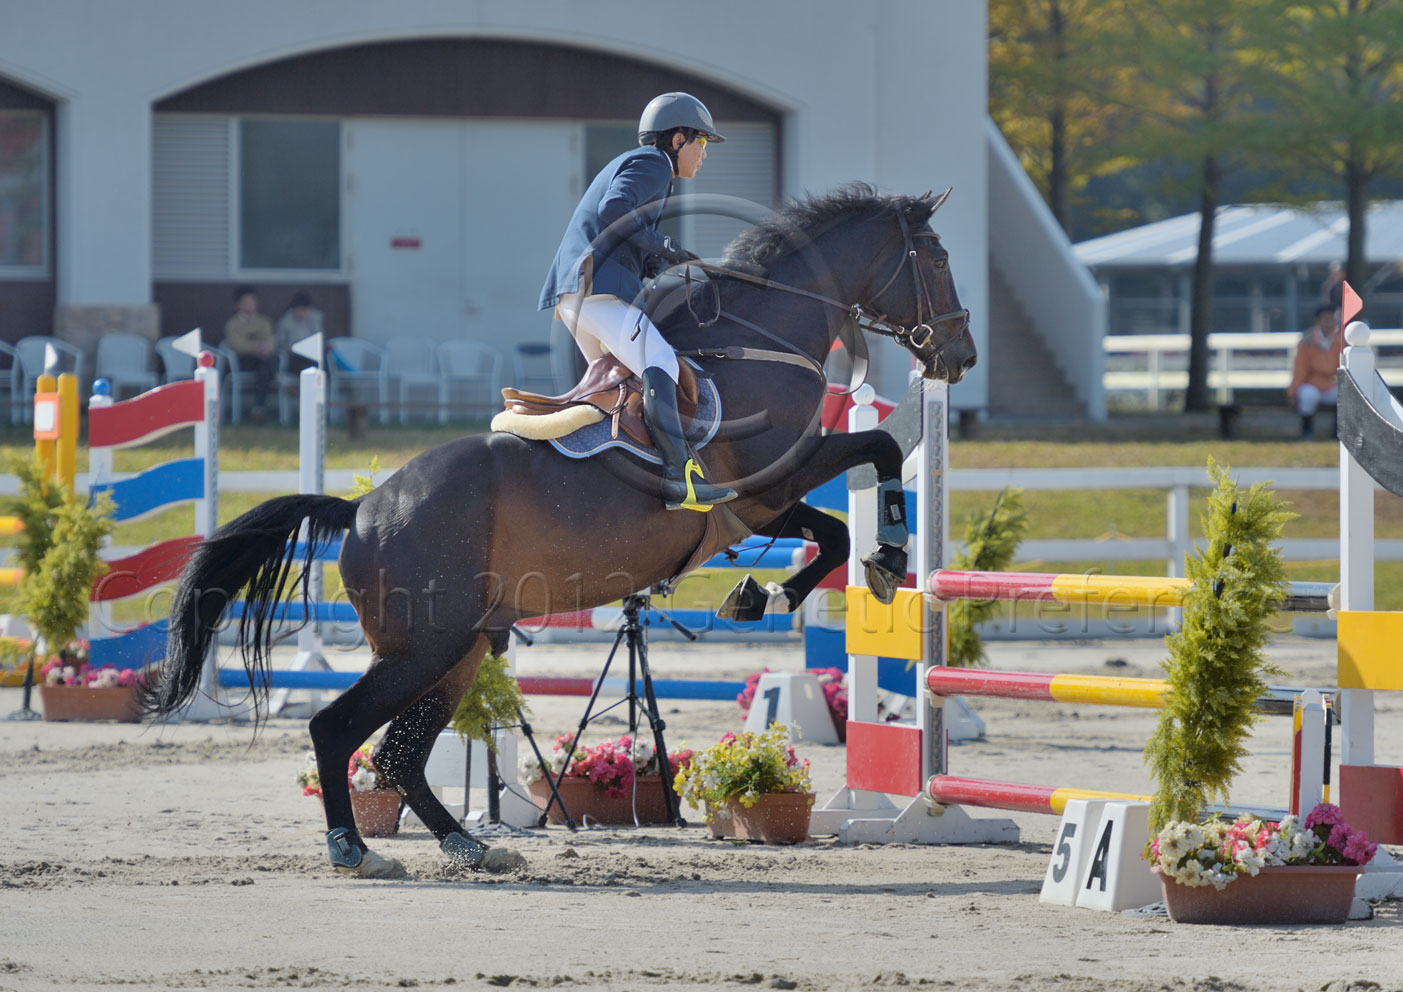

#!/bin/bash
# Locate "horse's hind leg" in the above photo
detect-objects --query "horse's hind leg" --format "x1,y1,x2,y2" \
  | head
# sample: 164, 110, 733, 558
370, 635, 515, 869
308, 639, 488, 878
718, 503, 849, 621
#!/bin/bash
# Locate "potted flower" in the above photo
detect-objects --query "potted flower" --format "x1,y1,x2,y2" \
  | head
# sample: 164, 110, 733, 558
520, 733, 693, 826
1149, 802, 1377, 924
673, 726, 815, 844
739, 667, 848, 741
36, 645, 148, 723
298, 745, 402, 837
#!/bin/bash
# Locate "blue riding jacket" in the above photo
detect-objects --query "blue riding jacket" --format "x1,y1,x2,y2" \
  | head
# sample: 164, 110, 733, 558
539, 146, 674, 311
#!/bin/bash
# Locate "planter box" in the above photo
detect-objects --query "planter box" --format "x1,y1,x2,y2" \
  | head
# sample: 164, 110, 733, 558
527, 775, 675, 826
324, 789, 403, 837
39, 684, 140, 723
708, 792, 815, 845
1160, 865, 1361, 925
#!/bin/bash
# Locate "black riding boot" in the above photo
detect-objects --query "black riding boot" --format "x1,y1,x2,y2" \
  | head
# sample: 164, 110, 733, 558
1301, 414, 1315, 440
641, 367, 737, 511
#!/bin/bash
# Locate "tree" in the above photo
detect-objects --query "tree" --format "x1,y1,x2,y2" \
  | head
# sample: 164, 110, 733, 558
1248, 1, 1403, 297
988, 0, 1131, 232
1097, 0, 1271, 411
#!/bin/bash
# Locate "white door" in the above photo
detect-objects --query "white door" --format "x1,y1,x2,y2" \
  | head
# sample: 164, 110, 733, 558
345, 119, 464, 344
460, 121, 582, 344
345, 118, 581, 349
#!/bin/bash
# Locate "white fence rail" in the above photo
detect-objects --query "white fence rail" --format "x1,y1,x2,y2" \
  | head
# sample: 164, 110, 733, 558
1104, 328, 1403, 409
1, 464, 1377, 579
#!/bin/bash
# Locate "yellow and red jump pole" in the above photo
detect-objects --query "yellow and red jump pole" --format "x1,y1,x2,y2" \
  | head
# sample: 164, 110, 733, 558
928, 569, 1334, 614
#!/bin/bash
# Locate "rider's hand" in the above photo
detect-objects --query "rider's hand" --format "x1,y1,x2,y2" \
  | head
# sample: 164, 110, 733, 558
658, 237, 698, 267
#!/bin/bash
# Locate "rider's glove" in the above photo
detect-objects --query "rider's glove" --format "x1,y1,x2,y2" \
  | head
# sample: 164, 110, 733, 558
658, 237, 699, 267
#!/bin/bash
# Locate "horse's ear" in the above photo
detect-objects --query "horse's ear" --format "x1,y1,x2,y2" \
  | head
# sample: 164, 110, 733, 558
930, 187, 953, 213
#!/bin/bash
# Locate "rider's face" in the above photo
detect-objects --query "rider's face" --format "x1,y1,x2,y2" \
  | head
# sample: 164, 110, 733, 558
673, 133, 707, 179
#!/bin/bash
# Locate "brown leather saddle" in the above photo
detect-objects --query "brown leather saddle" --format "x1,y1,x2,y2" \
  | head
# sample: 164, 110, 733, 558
500, 354, 700, 448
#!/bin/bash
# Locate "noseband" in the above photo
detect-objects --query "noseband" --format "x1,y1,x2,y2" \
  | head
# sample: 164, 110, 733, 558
669, 206, 969, 387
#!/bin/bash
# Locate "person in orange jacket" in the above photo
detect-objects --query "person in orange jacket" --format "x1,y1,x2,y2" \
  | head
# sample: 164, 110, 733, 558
1287, 305, 1342, 440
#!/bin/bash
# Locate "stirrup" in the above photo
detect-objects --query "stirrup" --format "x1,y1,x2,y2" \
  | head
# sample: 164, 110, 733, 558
326, 827, 364, 870
664, 458, 736, 513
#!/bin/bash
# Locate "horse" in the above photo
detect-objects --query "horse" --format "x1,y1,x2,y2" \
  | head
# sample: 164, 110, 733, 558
147, 183, 976, 878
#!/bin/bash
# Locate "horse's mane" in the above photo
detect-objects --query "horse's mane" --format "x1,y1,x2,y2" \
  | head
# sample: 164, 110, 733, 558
719, 182, 942, 270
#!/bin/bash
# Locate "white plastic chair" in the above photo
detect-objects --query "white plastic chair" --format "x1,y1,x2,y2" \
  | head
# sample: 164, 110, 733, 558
512, 342, 559, 397
327, 337, 391, 425
436, 341, 503, 421
155, 336, 197, 383
95, 332, 159, 401
216, 344, 260, 425
15, 336, 84, 423
385, 336, 444, 425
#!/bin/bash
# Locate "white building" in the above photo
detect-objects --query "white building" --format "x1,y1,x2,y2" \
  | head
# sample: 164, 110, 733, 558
0, 0, 1103, 419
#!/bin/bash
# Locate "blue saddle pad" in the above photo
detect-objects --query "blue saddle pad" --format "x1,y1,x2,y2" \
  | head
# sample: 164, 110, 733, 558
548, 362, 722, 464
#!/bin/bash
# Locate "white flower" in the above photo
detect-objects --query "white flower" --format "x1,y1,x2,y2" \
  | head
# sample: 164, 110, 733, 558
349, 766, 378, 793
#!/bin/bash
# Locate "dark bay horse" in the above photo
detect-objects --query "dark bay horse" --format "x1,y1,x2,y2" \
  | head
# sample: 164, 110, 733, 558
149, 184, 975, 877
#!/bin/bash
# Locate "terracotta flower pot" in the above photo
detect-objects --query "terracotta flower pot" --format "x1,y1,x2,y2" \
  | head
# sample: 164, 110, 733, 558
38, 684, 140, 722
346, 788, 403, 837
528, 775, 675, 825
708, 792, 814, 845
1159, 865, 1361, 924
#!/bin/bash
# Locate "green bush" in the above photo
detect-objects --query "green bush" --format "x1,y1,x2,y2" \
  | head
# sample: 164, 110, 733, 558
17, 485, 115, 655
1144, 459, 1292, 831
946, 487, 1028, 668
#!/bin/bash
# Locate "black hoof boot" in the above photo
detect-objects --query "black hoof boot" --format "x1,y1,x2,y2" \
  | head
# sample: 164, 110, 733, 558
861, 544, 908, 605
327, 827, 364, 870
441, 831, 488, 870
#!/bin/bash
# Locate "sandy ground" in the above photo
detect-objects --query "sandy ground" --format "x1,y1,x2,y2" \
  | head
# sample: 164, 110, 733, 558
3, 633, 1401, 992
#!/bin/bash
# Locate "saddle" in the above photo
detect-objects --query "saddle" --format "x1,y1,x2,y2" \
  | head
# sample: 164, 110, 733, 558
499, 354, 700, 447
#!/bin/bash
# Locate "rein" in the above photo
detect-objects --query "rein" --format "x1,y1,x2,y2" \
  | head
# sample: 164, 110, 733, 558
662, 208, 970, 392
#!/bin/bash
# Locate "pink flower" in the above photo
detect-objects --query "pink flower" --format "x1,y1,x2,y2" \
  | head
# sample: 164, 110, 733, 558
1342, 832, 1377, 865
1304, 802, 1343, 829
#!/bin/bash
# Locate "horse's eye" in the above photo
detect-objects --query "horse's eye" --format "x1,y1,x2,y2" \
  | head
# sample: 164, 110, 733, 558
932, 258, 946, 270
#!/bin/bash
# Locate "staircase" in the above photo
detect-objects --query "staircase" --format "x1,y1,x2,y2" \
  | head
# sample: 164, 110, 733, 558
986, 264, 1087, 420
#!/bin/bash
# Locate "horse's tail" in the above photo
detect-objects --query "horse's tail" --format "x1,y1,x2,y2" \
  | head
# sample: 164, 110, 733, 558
145, 493, 361, 723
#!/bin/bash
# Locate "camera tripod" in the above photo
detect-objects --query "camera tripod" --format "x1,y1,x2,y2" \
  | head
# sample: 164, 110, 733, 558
539, 585, 695, 828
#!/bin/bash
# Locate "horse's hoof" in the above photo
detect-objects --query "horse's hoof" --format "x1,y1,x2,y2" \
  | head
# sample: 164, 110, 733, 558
718, 575, 792, 621
480, 847, 528, 874
441, 831, 488, 869
334, 849, 406, 880
718, 574, 763, 621
862, 544, 908, 605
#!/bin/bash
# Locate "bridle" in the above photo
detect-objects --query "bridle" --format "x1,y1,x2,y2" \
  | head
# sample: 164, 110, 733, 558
658, 204, 971, 390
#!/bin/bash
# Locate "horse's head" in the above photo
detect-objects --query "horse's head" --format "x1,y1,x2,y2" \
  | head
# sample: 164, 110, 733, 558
863, 190, 977, 384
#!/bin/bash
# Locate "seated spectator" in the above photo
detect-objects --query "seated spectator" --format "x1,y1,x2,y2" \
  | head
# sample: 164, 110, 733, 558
223, 285, 278, 421
1287, 304, 1342, 440
276, 290, 324, 373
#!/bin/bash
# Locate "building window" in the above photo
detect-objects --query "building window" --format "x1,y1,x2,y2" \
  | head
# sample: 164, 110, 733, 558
0, 111, 47, 273
239, 119, 340, 270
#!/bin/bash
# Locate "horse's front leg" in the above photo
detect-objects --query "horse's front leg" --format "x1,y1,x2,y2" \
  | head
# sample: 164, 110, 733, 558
758, 429, 910, 607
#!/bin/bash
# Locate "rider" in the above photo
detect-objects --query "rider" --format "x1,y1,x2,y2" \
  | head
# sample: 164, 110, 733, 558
539, 92, 737, 512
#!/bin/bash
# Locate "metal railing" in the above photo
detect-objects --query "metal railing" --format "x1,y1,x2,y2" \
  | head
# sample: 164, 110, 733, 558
1103, 328, 1403, 409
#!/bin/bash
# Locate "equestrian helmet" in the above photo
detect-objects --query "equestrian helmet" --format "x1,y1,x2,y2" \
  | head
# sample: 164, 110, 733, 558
637, 92, 726, 144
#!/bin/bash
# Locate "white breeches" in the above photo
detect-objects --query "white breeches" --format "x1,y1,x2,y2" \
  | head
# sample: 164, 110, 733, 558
1295, 383, 1337, 416
556, 292, 679, 382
